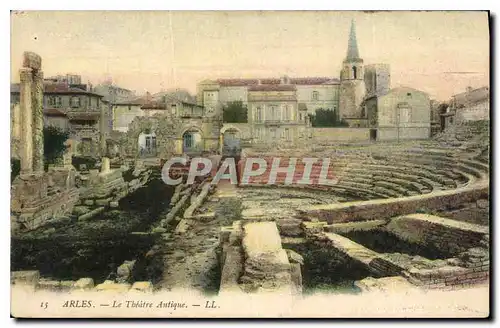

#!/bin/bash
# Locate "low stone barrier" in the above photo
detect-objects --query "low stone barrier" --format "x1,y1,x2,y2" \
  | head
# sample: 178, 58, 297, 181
386, 214, 488, 255
303, 213, 490, 290
10, 270, 153, 293
219, 221, 299, 295
298, 183, 488, 224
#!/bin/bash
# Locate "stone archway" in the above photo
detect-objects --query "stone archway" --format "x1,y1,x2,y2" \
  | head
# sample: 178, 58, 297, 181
220, 126, 242, 156
125, 116, 179, 159
181, 126, 203, 154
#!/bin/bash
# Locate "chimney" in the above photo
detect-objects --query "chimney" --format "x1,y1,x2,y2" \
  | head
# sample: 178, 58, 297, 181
257, 79, 262, 85
146, 91, 152, 103
466, 86, 473, 93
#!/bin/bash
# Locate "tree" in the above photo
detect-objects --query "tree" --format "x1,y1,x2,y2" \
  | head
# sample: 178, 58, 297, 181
309, 108, 349, 127
438, 103, 449, 114
222, 101, 248, 123
44, 126, 69, 166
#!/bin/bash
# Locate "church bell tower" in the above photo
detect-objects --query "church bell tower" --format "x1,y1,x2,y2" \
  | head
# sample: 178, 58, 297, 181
339, 20, 366, 124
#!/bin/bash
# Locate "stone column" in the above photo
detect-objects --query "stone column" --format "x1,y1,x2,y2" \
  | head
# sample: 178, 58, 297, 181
100, 157, 110, 174
19, 68, 33, 175
31, 69, 44, 174
11, 103, 21, 152
99, 101, 107, 156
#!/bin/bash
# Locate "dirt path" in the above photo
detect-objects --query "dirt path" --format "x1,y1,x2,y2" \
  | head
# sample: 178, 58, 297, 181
159, 217, 223, 293
158, 181, 240, 293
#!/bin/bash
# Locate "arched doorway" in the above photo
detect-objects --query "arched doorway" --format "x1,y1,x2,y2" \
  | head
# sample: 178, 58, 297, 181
138, 130, 157, 157
222, 128, 241, 156
182, 128, 203, 154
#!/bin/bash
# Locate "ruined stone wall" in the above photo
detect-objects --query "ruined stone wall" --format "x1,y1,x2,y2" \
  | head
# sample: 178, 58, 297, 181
299, 183, 488, 224
219, 221, 300, 295
385, 214, 488, 256
402, 246, 489, 289
312, 127, 370, 143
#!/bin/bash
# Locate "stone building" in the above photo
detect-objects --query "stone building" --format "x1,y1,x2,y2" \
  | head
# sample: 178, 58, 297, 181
364, 87, 431, 141
196, 20, 388, 130
112, 94, 152, 133
247, 83, 309, 148
44, 73, 83, 86
11, 82, 109, 157
365, 64, 391, 97
449, 86, 490, 124
93, 80, 136, 104
197, 77, 340, 118
123, 94, 221, 158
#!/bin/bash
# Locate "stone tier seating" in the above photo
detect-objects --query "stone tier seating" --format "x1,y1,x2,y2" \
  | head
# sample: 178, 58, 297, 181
238, 141, 489, 201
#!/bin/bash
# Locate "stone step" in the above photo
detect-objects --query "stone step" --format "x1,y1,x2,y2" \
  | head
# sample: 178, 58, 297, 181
372, 181, 409, 196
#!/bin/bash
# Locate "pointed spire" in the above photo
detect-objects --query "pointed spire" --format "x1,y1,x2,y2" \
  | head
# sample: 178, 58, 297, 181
346, 19, 360, 61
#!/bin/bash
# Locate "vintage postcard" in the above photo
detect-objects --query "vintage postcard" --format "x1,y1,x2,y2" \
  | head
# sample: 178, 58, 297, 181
10, 10, 490, 318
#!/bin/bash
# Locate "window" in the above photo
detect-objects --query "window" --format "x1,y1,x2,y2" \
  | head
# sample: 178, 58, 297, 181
255, 106, 262, 122
71, 97, 80, 108
283, 105, 290, 121
450, 117, 454, 124
55, 97, 62, 108
284, 128, 291, 141
312, 91, 319, 101
270, 106, 277, 120
352, 66, 357, 79
48, 96, 56, 106
171, 104, 177, 115
407, 93, 412, 97
255, 127, 262, 140
128, 105, 132, 111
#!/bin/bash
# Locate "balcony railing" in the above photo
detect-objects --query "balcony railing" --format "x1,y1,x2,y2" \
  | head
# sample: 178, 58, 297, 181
253, 119, 303, 126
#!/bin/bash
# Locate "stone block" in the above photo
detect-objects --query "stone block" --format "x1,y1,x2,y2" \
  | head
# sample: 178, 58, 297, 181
74, 277, 94, 290
95, 197, 113, 206
476, 199, 489, 209
78, 207, 105, 221
290, 263, 303, 295
11, 270, 39, 287
23, 51, 42, 70
174, 219, 192, 235
151, 227, 167, 234
117, 260, 136, 283
95, 280, 131, 293
73, 206, 90, 216
84, 200, 95, 206
37, 279, 61, 291
276, 218, 303, 237
130, 281, 153, 293
110, 201, 119, 208
285, 249, 304, 265
59, 280, 75, 292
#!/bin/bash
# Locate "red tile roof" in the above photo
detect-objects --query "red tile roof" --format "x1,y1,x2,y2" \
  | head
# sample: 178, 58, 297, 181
44, 108, 66, 116
290, 77, 338, 85
141, 101, 167, 110
115, 95, 151, 106
216, 77, 339, 87
67, 112, 100, 121
11, 83, 103, 97
217, 79, 260, 86
248, 84, 297, 92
